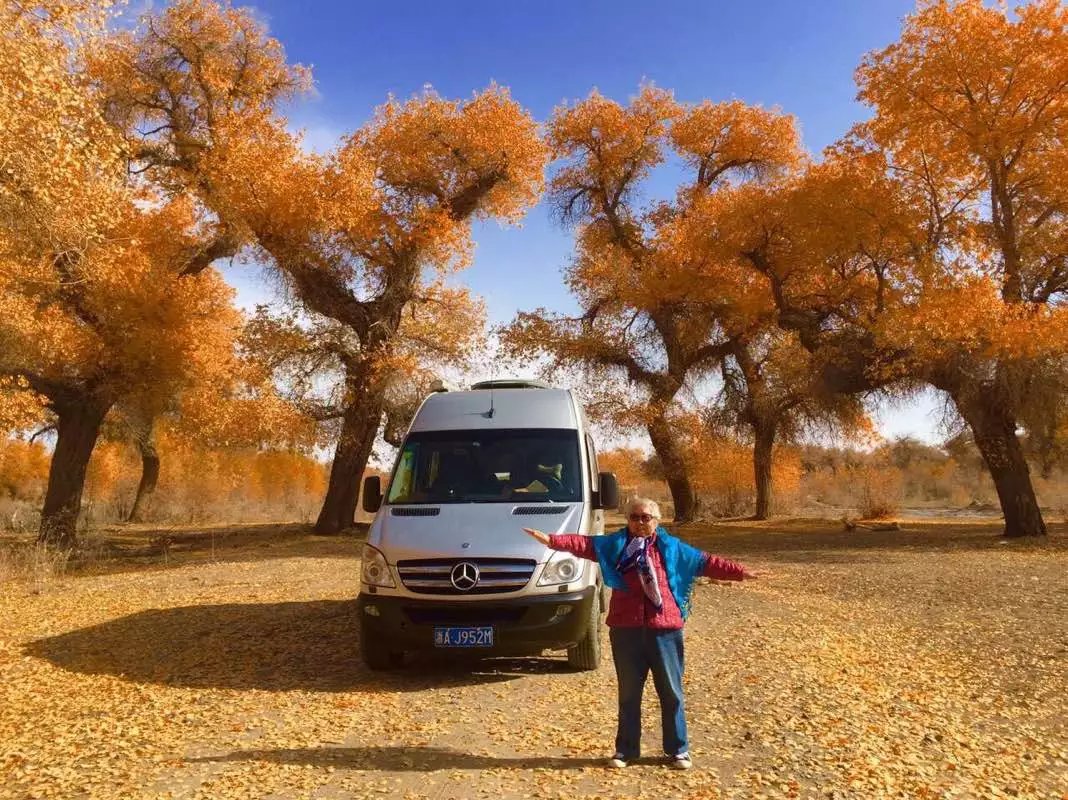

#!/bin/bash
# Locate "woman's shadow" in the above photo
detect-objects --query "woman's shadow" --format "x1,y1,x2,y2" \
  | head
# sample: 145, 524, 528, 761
24, 600, 569, 692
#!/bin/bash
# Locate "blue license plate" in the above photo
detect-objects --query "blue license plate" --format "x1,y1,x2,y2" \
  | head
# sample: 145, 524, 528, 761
433, 626, 494, 648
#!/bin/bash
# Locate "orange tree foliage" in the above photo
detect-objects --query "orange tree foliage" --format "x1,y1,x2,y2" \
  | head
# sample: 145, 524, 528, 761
596, 448, 653, 494
686, 441, 803, 520
713, 0, 1068, 536
240, 281, 486, 455
110, 315, 320, 523
0, 439, 51, 502
0, 380, 47, 434
641, 413, 803, 518
79, 430, 328, 525
94, 0, 546, 533
240, 283, 485, 428
596, 447, 672, 508
709, 330, 869, 518
1, 2, 254, 546
502, 85, 808, 521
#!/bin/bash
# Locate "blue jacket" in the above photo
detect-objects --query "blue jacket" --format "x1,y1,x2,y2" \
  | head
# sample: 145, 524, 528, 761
591, 526, 707, 619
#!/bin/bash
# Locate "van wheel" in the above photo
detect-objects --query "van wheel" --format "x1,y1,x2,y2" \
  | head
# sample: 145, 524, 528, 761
567, 595, 603, 671
361, 622, 404, 671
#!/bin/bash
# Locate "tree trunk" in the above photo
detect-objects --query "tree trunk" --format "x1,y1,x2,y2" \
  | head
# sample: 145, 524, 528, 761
752, 418, 777, 520
646, 413, 700, 523
128, 423, 160, 523
953, 389, 1046, 537
38, 395, 111, 548
315, 372, 384, 535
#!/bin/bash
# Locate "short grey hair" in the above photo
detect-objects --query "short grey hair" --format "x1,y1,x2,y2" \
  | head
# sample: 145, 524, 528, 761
626, 496, 661, 519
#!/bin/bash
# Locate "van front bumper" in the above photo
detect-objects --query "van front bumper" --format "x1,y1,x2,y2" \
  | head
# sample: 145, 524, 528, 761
357, 586, 598, 654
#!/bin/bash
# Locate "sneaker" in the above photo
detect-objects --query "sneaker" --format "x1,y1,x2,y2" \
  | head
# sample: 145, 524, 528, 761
608, 754, 629, 768
671, 753, 693, 770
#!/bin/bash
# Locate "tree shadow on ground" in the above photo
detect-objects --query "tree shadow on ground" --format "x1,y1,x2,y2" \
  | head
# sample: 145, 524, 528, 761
64, 522, 369, 577
24, 600, 569, 692
188, 745, 607, 771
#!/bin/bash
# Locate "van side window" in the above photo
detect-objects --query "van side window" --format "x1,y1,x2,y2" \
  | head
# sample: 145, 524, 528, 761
390, 445, 417, 502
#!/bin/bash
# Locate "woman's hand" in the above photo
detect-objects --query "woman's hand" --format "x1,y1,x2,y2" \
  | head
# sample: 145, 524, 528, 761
740, 567, 764, 580
521, 527, 551, 546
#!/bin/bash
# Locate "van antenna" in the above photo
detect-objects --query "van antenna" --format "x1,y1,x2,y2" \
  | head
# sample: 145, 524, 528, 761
482, 360, 496, 418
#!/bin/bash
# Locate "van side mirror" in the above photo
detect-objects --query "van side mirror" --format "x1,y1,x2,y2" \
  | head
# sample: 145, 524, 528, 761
362, 475, 383, 513
596, 472, 619, 510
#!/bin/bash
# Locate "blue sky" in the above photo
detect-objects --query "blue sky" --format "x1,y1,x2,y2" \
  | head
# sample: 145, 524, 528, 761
222, 0, 946, 444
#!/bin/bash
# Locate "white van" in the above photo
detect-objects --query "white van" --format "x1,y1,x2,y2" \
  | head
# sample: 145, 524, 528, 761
357, 379, 619, 671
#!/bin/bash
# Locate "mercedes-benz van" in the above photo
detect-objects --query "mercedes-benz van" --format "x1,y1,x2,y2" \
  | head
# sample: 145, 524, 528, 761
356, 379, 619, 671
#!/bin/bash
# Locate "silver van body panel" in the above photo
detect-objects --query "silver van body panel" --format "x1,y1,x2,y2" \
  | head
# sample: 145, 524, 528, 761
408, 388, 580, 433
371, 503, 584, 563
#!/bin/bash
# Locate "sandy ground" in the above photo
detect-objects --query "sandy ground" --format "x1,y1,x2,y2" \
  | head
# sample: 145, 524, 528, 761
0, 518, 1065, 799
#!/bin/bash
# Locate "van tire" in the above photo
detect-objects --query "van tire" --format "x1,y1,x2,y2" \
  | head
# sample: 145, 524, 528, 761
361, 623, 404, 671
567, 595, 603, 671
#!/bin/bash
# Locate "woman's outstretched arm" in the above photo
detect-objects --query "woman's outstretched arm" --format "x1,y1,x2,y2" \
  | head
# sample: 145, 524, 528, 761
703, 553, 762, 581
521, 528, 597, 561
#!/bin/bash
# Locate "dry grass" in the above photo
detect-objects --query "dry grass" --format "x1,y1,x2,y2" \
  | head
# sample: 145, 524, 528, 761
0, 521, 372, 583
0, 540, 70, 590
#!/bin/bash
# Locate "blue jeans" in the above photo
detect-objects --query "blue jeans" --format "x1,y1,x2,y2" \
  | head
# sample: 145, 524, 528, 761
609, 627, 687, 758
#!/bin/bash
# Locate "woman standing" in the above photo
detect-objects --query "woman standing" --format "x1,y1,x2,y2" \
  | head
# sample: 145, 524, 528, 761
522, 496, 759, 770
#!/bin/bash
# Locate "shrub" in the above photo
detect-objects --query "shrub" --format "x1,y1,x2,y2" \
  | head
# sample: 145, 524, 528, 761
854, 464, 904, 518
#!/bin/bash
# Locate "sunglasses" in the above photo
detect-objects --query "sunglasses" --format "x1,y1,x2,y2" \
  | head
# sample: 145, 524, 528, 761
628, 513, 655, 523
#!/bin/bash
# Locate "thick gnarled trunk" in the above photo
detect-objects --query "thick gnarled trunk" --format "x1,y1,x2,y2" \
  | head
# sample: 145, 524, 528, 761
315, 367, 385, 535
953, 388, 1046, 538
752, 418, 777, 521
38, 395, 112, 548
128, 424, 160, 523
646, 413, 700, 524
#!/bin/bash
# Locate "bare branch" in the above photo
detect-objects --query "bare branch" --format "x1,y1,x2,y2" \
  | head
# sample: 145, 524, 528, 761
179, 229, 241, 276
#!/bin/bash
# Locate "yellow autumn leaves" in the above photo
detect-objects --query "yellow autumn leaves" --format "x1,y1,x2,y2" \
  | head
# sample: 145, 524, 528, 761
3, 0, 1068, 539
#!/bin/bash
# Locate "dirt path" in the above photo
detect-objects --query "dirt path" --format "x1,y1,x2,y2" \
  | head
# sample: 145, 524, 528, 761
1, 520, 1065, 799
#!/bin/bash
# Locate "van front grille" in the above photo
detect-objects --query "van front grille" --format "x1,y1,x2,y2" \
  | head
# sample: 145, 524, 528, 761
396, 558, 536, 595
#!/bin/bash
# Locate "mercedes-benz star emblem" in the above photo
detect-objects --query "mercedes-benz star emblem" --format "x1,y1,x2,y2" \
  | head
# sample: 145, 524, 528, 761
450, 561, 479, 591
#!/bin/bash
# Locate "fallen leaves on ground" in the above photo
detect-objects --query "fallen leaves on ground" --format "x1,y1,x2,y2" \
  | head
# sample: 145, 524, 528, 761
0, 521, 1065, 799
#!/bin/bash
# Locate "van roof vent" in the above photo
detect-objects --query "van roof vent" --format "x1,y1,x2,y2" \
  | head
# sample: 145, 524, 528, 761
470, 379, 552, 390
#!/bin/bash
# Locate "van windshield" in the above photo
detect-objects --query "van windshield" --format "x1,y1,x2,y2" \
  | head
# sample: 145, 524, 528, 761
386, 429, 583, 504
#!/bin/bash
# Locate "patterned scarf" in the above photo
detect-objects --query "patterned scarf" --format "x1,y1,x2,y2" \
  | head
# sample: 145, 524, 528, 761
615, 535, 664, 611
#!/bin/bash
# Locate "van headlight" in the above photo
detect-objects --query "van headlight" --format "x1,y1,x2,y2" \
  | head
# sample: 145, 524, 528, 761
361, 544, 396, 588
538, 550, 584, 586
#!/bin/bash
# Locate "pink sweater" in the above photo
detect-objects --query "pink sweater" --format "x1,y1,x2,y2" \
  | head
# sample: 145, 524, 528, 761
548, 532, 746, 629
